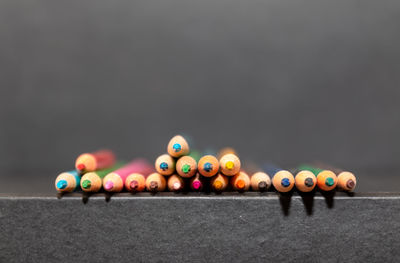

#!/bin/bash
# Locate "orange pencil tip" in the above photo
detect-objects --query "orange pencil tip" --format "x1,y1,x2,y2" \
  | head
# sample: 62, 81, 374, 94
236, 180, 245, 189
213, 181, 223, 191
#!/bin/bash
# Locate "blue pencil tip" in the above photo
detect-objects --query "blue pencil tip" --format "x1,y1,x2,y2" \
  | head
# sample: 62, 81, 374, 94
172, 143, 182, 152
160, 162, 168, 171
203, 162, 213, 172
57, 180, 67, 190
281, 178, 290, 187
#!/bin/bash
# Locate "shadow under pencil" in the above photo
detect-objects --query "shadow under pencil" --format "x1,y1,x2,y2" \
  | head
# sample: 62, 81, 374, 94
299, 190, 316, 215
278, 191, 293, 216
320, 190, 336, 208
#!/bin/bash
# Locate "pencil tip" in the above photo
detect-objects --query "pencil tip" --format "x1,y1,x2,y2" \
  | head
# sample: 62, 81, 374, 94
325, 177, 335, 187
76, 164, 85, 171
258, 181, 267, 191
182, 164, 191, 173
203, 162, 213, 172
213, 181, 223, 191
173, 182, 181, 190
160, 162, 168, 171
57, 180, 67, 190
130, 180, 139, 191
104, 181, 114, 191
149, 181, 158, 192
281, 178, 290, 187
225, 161, 234, 170
346, 179, 355, 189
172, 143, 182, 152
192, 181, 201, 190
81, 180, 91, 189
236, 179, 245, 189
304, 177, 314, 187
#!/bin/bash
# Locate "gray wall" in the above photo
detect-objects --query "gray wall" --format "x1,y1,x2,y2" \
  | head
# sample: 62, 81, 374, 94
1, 0, 400, 180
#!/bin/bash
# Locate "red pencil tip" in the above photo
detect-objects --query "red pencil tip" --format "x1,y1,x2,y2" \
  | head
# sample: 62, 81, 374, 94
76, 164, 86, 171
130, 180, 139, 191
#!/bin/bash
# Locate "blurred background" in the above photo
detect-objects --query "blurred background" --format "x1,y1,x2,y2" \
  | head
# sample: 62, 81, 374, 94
1, 0, 399, 192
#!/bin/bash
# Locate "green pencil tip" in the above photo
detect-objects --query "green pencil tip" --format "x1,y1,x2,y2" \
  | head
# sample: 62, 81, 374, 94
82, 180, 91, 189
182, 164, 191, 173
325, 177, 335, 187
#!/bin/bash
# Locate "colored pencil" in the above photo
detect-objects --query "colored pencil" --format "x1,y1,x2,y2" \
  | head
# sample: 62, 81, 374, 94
176, 156, 197, 178
75, 149, 116, 173
155, 154, 175, 176
190, 173, 204, 191
198, 155, 220, 177
250, 172, 271, 192
55, 170, 81, 193
231, 171, 251, 192
80, 163, 124, 192
219, 153, 241, 176
210, 173, 229, 192
167, 174, 184, 192
263, 164, 295, 193
294, 170, 317, 192
146, 173, 167, 193
103, 159, 153, 192
167, 135, 190, 158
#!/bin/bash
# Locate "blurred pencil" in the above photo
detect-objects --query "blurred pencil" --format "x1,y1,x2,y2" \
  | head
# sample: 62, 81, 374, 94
75, 149, 115, 173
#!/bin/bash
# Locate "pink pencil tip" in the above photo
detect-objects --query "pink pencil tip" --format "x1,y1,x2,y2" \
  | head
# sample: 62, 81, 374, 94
192, 181, 201, 190
104, 181, 114, 191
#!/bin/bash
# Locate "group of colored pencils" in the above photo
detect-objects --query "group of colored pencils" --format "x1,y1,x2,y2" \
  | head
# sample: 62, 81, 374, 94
55, 135, 357, 194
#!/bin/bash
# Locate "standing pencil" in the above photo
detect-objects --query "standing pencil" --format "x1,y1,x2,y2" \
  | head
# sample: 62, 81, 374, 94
80, 163, 124, 192
190, 173, 204, 191
337, 171, 357, 191
198, 155, 220, 177
155, 154, 175, 176
176, 156, 197, 178
55, 170, 81, 193
103, 159, 153, 192
167, 135, 190, 158
250, 172, 271, 192
294, 170, 317, 192
167, 174, 184, 192
211, 174, 229, 192
231, 171, 251, 192
75, 149, 116, 173
263, 164, 295, 193
311, 163, 356, 192
146, 173, 167, 193
219, 153, 241, 176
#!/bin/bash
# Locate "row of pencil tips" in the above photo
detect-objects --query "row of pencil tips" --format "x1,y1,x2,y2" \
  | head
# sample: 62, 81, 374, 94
55, 135, 357, 194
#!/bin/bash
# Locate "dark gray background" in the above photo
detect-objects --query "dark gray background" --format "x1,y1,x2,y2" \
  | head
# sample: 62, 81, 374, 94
1, 0, 399, 192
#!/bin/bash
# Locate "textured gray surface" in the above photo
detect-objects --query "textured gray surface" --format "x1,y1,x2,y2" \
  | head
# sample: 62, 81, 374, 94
1, 0, 400, 182
0, 193, 399, 262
